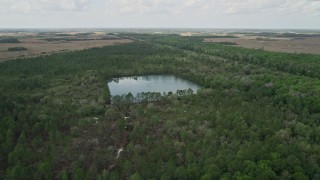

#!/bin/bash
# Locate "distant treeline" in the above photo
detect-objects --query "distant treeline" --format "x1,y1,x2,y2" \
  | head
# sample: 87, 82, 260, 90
211, 42, 238, 45
0, 38, 21, 43
203, 35, 238, 38
8, 47, 27, 51
44, 36, 122, 42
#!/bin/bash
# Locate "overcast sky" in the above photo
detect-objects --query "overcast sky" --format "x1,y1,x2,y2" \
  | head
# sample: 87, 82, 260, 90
1, 0, 320, 29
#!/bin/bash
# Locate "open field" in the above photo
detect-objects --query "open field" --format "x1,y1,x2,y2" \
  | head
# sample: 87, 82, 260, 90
2, 30, 319, 62
0, 31, 133, 61
204, 36, 320, 54
0, 38, 133, 61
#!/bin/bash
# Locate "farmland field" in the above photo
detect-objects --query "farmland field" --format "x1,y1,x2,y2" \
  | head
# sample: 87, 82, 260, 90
204, 36, 320, 54
0, 31, 133, 61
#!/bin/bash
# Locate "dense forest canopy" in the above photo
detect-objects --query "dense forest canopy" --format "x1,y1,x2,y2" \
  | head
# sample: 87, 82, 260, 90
0, 33, 320, 179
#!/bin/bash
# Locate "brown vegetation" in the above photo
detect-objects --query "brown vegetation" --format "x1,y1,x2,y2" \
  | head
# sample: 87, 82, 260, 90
0, 38, 133, 62
204, 37, 320, 54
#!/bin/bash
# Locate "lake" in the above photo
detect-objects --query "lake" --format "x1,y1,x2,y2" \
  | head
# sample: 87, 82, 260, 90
108, 75, 202, 97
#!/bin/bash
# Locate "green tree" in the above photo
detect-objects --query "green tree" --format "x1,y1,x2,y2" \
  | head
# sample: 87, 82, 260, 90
174, 166, 188, 180
131, 172, 143, 180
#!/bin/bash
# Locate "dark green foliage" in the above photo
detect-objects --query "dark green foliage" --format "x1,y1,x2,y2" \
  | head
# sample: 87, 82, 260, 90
206, 35, 237, 38
211, 41, 238, 45
0, 38, 21, 43
8, 46, 27, 51
1, 33, 320, 179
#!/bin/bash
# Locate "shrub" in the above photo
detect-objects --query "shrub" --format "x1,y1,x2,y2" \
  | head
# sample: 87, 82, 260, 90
8, 47, 28, 51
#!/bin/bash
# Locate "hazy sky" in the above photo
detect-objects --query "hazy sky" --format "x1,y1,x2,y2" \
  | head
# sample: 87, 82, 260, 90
1, 0, 320, 29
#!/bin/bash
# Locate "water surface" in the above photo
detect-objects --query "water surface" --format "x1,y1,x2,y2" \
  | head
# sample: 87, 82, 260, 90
108, 75, 201, 96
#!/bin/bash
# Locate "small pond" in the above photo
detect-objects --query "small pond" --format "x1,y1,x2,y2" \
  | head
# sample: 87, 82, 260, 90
108, 75, 202, 97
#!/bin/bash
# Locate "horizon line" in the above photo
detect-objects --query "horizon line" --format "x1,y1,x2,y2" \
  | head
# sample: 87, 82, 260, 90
1, 27, 320, 30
